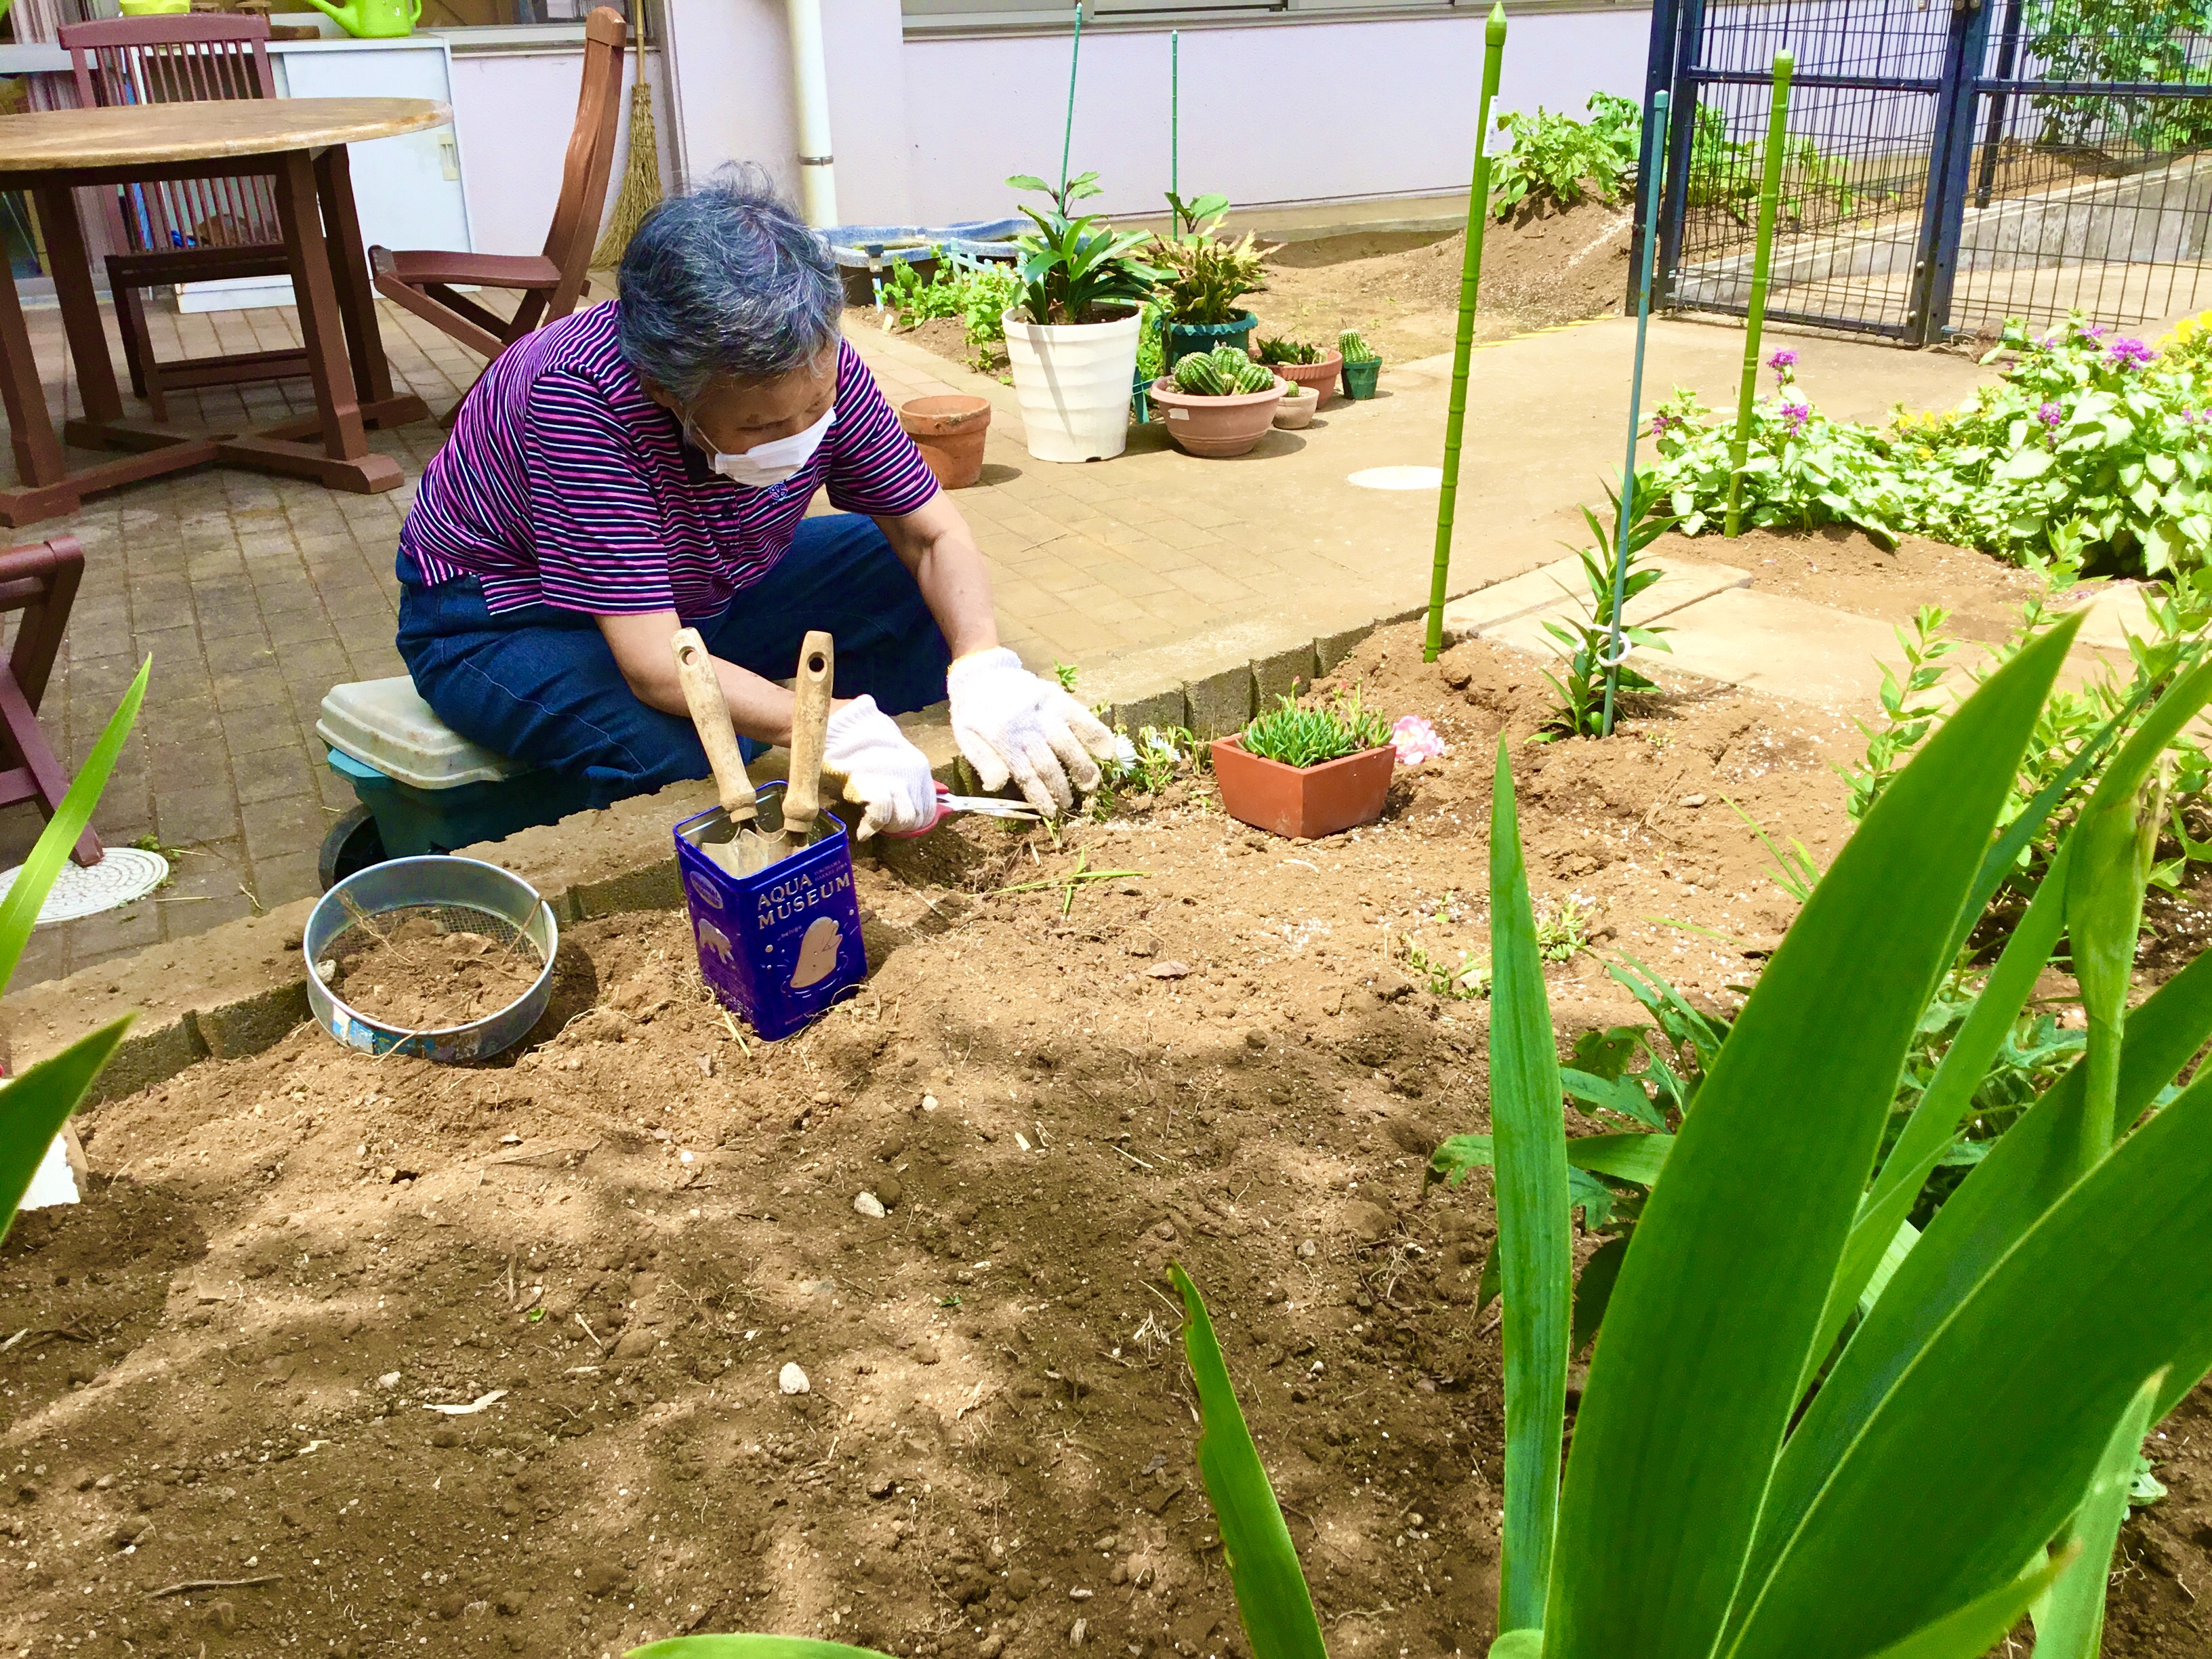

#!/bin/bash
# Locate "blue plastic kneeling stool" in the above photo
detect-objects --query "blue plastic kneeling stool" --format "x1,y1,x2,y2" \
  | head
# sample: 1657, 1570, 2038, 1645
318, 678, 598, 859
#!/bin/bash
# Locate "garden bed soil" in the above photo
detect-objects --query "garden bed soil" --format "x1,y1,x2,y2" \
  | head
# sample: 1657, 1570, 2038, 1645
7, 619, 2209, 1659
323, 918, 546, 1033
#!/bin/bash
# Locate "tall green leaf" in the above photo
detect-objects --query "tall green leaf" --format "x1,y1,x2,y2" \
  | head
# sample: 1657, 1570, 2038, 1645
2027, 1370, 2164, 1659
1542, 618, 2078, 1659
1796, 834, 2077, 1396
1169, 1263, 1328, 1659
1487, 741, 1572, 1637
1847, 1547, 2074, 1659
1725, 1070, 2212, 1659
0, 1019, 131, 1243
631, 1640, 895, 1659
0, 657, 150, 993
1763, 939, 2212, 1564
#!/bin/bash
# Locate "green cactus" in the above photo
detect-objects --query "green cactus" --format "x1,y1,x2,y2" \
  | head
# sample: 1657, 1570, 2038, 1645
1174, 350, 1230, 394
1172, 346, 1273, 397
1339, 329, 1380, 364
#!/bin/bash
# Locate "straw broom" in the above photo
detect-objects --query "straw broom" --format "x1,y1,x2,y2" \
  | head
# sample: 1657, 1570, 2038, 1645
592, 79, 664, 272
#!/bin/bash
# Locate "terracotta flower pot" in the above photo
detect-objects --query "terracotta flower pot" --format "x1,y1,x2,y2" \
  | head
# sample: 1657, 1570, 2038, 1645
1272, 388, 1316, 430
1145, 375, 1287, 458
1269, 348, 1342, 407
898, 394, 992, 489
1209, 734, 1394, 840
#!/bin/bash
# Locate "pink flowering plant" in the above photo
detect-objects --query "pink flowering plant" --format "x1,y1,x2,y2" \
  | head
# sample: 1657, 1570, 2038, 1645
1390, 714, 1447, 766
1644, 310, 2212, 577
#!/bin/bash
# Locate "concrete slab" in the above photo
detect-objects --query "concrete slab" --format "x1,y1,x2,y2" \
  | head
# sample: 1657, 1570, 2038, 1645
1462, 555, 1757, 657
1637, 588, 1907, 706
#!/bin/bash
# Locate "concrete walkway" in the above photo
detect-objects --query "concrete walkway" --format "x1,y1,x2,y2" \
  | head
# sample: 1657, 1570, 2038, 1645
0, 295, 1996, 987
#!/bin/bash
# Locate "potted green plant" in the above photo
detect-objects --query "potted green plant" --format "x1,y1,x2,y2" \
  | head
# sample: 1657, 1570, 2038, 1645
1151, 197, 1275, 369
1145, 345, 1287, 457
1002, 171, 1166, 463
1256, 334, 1343, 408
1271, 381, 1315, 430
1210, 689, 1395, 839
1338, 329, 1382, 399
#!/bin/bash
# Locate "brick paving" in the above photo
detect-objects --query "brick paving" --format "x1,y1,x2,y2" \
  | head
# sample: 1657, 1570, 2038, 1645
1, 293, 1996, 989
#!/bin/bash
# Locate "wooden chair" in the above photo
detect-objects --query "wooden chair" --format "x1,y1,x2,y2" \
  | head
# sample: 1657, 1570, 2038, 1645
59, 16, 307, 424
371, 6, 626, 409
0, 537, 100, 868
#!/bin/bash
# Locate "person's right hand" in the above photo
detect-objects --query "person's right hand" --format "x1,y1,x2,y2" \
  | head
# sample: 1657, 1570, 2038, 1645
821, 696, 937, 839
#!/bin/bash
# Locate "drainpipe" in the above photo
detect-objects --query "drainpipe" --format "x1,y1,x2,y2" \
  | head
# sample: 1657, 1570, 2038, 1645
785, 0, 839, 228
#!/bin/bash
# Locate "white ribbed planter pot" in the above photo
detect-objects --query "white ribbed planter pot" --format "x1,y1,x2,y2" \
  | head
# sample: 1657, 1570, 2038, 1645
1000, 307, 1141, 464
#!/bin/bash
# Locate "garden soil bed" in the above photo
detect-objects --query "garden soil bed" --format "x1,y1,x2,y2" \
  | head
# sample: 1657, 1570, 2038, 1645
6, 617, 2209, 1659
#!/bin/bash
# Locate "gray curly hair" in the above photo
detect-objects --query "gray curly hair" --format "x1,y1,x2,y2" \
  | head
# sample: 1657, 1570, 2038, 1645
616, 167, 842, 400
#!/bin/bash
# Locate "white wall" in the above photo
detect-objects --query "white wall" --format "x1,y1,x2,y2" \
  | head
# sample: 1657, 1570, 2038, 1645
650, 3, 1650, 232
900, 9, 1652, 224
449, 46, 664, 256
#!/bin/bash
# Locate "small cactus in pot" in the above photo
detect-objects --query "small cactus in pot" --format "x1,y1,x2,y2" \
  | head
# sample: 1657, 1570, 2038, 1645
1338, 329, 1382, 400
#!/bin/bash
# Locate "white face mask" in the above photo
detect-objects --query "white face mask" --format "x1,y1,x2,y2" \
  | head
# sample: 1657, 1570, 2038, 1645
687, 403, 836, 490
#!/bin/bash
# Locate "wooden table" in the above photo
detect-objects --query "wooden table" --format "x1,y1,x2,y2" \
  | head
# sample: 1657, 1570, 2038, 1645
0, 98, 447, 527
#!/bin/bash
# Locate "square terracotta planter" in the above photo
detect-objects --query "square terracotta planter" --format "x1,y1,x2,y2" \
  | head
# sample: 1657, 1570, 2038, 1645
1209, 735, 1395, 840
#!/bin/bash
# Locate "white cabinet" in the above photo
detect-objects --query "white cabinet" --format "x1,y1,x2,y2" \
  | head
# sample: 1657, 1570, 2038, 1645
176, 36, 472, 314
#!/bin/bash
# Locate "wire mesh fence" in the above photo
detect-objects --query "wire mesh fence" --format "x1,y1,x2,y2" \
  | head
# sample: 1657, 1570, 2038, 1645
1648, 0, 2212, 344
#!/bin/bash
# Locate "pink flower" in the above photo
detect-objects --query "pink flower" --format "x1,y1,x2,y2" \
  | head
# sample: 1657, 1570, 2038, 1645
2038, 401, 2064, 428
1391, 714, 1446, 766
2107, 337, 2156, 368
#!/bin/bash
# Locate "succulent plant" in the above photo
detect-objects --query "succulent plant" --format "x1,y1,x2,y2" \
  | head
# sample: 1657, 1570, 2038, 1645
1256, 336, 1324, 366
1339, 329, 1380, 364
1172, 346, 1273, 397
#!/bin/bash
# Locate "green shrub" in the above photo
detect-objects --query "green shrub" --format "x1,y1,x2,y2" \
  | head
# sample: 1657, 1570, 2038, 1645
878, 255, 1024, 350
1240, 688, 1389, 768
1650, 316, 2212, 578
1338, 329, 1378, 365
1150, 227, 1273, 325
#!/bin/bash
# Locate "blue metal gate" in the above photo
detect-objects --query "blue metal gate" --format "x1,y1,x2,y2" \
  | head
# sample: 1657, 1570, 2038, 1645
1636, 0, 2212, 346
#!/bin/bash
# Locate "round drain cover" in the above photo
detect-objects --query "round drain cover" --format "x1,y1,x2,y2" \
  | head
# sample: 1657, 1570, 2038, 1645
1347, 465, 1443, 490
0, 844, 169, 924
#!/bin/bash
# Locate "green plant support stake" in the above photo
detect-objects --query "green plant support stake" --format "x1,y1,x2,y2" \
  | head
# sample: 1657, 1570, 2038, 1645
1599, 87, 1669, 738
1059, 3, 1085, 201
1422, 1, 1508, 665
1170, 29, 1179, 203
1724, 50, 1793, 539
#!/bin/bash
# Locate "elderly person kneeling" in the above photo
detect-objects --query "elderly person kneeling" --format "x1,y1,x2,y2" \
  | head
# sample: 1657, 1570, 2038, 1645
393, 172, 1114, 835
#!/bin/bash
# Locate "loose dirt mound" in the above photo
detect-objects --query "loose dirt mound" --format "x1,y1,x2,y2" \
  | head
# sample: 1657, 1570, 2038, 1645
7, 619, 2207, 1659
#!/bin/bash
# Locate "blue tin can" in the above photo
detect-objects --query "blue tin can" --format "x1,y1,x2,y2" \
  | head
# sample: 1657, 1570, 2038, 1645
674, 783, 866, 1041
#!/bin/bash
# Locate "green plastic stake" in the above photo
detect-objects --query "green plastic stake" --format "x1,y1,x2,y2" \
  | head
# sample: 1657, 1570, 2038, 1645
1058, 3, 1084, 201
1724, 51, 1793, 539
1599, 87, 1670, 737
1170, 30, 1179, 202
1422, 2, 1509, 665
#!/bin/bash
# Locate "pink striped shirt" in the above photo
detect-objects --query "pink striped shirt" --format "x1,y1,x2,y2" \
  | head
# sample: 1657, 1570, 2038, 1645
400, 301, 939, 619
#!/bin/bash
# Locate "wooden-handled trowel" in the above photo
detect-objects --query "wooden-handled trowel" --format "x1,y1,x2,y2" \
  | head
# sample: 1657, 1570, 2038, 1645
670, 628, 779, 878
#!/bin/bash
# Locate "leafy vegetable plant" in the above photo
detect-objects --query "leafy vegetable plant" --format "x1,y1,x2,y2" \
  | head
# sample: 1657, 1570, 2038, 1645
1, 659, 150, 1240
876, 256, 1025, 352
1490, 92, 1641, 220
1005, 171, 1164, 327
1457, 618, 2212, 1659
1240, 689, 1391, 769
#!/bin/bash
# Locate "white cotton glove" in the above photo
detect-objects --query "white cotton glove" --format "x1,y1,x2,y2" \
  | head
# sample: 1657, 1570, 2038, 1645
946, 647, 1119, 816
821, 695, 937, 840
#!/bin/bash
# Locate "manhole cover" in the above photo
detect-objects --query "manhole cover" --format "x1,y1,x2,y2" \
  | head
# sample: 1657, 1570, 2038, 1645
1347, 466, 1443, 491
0, 844, 169, 924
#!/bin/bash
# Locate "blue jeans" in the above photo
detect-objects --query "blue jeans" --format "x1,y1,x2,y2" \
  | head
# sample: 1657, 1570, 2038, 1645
395, 514, 951, 810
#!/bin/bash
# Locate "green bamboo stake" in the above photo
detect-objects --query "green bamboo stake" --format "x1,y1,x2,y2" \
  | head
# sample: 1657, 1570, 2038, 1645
1599, 87, 1670, 739
1059, 3, 1085, 201
1422, 2, 1509, 665
1724, 51, 1793, 537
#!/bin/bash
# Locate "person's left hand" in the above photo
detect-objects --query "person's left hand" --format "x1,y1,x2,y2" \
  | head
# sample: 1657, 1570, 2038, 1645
947, 647, 1118, 815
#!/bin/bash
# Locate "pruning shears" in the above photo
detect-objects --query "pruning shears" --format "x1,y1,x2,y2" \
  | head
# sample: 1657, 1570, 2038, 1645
887, 782, 1042, 838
